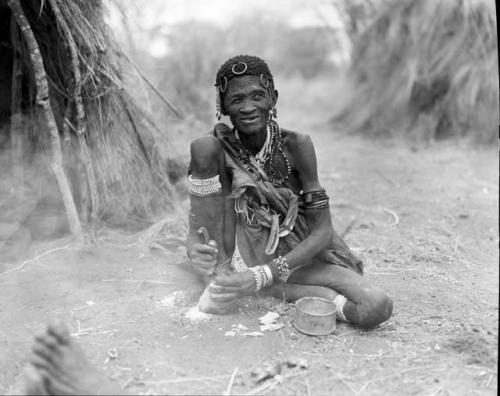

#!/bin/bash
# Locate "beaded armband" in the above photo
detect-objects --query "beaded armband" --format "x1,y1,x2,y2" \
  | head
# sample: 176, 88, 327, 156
188, 175, 222, 196
302, 189, 329, 210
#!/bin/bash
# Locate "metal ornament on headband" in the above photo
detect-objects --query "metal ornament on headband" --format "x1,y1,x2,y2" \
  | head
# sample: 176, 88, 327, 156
219, 76, 228, 93
231, 61, 248, 75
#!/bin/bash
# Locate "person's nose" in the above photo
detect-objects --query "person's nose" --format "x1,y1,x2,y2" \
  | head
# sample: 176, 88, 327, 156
240, 98, 256, 114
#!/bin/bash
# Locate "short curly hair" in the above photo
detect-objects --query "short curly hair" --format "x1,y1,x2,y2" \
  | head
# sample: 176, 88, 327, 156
215, 55, 275, 116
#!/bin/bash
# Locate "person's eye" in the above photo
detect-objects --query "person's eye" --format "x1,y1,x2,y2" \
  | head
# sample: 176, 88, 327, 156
253, 93, 264, 100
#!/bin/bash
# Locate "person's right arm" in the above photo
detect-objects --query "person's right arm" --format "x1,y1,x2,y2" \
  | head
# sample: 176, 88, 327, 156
186, 233, 218, 278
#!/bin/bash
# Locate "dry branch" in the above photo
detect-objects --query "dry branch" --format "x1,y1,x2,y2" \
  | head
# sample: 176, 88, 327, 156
9, 16, 24, 183
48, 0, 99, 227
223, 367, 238, 396
379, 206, 399, 226
7, 0, 83, 241
120, 50, 183, 119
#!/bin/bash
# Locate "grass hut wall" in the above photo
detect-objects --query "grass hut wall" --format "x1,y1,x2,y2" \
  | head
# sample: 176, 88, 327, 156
334, 0, 498, 144
0, 0, 176, 233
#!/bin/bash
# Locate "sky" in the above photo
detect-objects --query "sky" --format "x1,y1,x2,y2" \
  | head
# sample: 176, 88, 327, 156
146, 0, 343, 28
107, 0, 347, 58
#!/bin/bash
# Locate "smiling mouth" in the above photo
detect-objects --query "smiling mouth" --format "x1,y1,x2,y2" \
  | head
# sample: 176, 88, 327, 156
240, 116, 260, 124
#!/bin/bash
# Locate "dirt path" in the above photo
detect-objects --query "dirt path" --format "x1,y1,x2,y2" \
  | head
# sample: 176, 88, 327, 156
0, 128, 497, 395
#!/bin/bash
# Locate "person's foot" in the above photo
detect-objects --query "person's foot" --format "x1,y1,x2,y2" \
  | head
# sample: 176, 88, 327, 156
23, 364, 48, 395
24, 322, 123, 395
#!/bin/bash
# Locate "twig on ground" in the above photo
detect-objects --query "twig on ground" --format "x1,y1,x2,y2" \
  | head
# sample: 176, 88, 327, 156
101, 279, 175, 285
0, 244, 73, 276
246, 372, 307, 395
139, 374, 228, 385
375, 168, 400, 188
453, 236, 460, 255
223, 367, 238, 396
341, 215, 357, 238
336, 375, 358, 395
379, 206, 399, 226
305, 378, 311, 396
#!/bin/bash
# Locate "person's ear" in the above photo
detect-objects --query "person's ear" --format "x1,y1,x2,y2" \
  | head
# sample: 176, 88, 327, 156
272, 89, 279, 107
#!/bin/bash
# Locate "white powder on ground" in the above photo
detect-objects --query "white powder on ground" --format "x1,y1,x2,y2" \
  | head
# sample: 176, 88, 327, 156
156, 290, 186, 309
184, 305, 213, 322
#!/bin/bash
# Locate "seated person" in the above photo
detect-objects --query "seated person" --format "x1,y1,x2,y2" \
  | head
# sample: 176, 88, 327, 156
186, 55, 393, 327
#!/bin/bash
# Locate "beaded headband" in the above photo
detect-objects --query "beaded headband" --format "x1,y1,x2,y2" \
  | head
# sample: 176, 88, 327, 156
215, 55, 275, 119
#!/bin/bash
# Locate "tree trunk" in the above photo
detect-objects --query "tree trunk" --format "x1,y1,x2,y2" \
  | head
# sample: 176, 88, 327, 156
48, 0, 99, 231
7, 0, 83, 242
10, 16, 24, 184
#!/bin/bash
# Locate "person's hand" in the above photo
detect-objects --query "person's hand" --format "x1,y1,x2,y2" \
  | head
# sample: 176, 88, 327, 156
209, 270, 256, 303
187, 239, 218, 277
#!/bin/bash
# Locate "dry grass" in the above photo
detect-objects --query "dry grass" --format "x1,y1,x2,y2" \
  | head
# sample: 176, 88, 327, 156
334, 0, 498, 144
5, 0, 179, 227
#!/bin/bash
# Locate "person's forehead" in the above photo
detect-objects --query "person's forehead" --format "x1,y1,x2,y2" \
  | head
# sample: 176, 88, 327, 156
225, 75, 267, 95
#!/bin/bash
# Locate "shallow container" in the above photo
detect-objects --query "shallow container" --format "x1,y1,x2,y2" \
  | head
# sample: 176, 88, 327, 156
293, 297, 336, 336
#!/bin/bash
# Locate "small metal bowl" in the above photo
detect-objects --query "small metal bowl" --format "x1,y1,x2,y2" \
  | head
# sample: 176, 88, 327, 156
293, 297, 337, 336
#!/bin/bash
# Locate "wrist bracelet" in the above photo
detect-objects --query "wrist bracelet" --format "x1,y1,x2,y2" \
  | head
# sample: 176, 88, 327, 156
334, 294, 348, 322
262, 265, 274, 287
272, 256, 290, 282
249, 265, 274, 292
249, 267, 263, 291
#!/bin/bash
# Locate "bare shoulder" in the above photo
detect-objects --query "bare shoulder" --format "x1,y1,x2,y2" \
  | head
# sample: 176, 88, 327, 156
280, 128, 321, 190
281, 129, 314, 155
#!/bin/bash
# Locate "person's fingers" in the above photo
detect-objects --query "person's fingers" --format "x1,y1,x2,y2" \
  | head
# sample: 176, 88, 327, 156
192, 254, 217, 266
190, 259, 216, 273
213, 273, 243, 286
209, 282, 241, 294
29, 352, 52, 370
209, 283, 231, 294
47, 321, 71, 345
195, 267, 214, 277
32, 341, 55, 364
23, 364, 50, 396
210, 292, 239, 303
34, 333, 60, 352
192, 242, 218, 255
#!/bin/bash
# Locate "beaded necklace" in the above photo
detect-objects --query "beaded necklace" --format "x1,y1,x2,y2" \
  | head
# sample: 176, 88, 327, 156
235, 120, 291, 185
254, 123, 273, 167
264, 121, 291, 185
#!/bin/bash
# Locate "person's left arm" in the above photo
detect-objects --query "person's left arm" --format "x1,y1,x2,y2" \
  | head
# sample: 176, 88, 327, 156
273, 133, 333, 273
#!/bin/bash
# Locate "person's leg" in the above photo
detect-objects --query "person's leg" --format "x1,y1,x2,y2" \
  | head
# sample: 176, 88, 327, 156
269, 263, 393, 328
189, 135, 235, 268
263, 282, 337, 302
25, 323, 124, 395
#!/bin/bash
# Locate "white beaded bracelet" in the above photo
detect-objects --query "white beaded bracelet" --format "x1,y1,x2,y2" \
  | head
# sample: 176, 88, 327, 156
334, 294, 348, 322
262, 265, 274, 287
249, 267, 263, 291
188, 175, 222, 196
249, 265, 274, 291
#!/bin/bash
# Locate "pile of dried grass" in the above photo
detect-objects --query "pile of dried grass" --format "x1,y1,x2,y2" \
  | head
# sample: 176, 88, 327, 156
334, 0, 498, 144
2, 0, 178, 229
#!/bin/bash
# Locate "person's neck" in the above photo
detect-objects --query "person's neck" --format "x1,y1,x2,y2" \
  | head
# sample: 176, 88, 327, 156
238, 128, 268, 156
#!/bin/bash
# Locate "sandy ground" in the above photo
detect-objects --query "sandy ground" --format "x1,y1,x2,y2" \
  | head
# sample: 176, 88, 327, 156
0, 125, 498, 395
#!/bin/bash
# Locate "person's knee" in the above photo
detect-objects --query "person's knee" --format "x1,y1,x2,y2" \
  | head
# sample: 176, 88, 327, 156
357, 290, 393, 328
190, 136, 223, 176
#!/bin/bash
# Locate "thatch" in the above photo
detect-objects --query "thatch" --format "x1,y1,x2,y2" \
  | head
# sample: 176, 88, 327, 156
0, 0, 178, 229
334, 0, 498, 144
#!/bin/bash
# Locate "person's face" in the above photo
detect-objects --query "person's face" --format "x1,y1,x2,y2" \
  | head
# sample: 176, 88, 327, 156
223, 75, 277, 135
